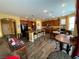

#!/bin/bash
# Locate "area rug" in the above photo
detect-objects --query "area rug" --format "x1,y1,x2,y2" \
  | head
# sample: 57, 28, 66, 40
47, 51, 72, 59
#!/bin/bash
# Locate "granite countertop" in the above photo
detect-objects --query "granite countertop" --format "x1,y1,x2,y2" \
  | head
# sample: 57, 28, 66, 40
29, 29, 43, 34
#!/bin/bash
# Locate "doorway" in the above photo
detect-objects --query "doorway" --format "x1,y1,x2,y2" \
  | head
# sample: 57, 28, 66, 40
1, 18, 16, 36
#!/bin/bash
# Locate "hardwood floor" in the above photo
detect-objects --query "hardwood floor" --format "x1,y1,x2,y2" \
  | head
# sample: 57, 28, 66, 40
26, 34, 60, 59
0, 34, 60, 59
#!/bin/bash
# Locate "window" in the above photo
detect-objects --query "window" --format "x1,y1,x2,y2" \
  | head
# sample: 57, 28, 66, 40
60, 18, 66, 29
60, 18, 66, 25
68, 16, 75, 31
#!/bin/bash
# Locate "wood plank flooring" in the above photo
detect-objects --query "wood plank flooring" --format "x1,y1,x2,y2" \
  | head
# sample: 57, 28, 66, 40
26, 34, 60, 59
0, 34, 60, 59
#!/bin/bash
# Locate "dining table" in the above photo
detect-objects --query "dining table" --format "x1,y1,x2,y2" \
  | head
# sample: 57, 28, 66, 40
55, 34, 74, 45
55, 34, 76, 55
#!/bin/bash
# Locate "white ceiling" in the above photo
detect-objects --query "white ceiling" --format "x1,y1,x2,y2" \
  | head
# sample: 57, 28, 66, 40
0, 0, 76, 19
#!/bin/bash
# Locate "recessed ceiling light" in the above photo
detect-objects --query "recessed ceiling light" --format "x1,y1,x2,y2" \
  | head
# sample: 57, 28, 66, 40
52, 15, 55, 17
49, 13, 52, 16
6, 18, 9, 20
62, 14, 65, 16
62, 11, 66, 13
43, 10, 48, 13
62, 3, 66, 7
42, 18, 45, 19
33, 18, 35, 20
25, 17, 28, 18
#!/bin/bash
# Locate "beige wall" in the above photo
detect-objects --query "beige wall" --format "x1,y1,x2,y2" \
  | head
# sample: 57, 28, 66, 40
66, 16, 69, 30
0, 20, 3, 37
15, 20, 21, 34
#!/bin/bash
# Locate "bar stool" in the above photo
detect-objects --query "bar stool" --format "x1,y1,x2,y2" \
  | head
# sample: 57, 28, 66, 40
66, 44, 72, 54
61, 43, 72, 55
